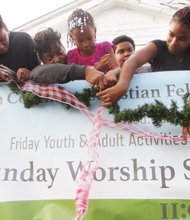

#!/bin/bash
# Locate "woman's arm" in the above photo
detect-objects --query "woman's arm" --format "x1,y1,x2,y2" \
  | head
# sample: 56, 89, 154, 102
97, 42, 158, 106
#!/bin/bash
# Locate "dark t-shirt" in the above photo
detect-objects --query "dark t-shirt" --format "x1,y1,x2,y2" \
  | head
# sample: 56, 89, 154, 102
150, 40, 190, 72
0, 31, 40, 71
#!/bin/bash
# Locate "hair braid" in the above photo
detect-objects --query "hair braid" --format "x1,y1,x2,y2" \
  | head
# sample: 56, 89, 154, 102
67, 8, 95, 47
172, 6, 190, 27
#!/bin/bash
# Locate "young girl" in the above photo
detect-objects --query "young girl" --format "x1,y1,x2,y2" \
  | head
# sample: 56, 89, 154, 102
33, 27, 67, 64
97, 6, 190, 140
67, 8, 119, 76
16, 27, 67, 82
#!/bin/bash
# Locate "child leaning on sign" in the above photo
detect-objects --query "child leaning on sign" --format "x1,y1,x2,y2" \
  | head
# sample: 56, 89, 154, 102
33, 27, 67, 65
9, 27, 108, 91
0, 14, 40, 82
14, 27, 113, 90
112, 35, 135, 67
97, 6, 190, 105
16, 27, 67, 82
97, 6, 190, 140
67, 8, 120, 86
112, 34, 151, 73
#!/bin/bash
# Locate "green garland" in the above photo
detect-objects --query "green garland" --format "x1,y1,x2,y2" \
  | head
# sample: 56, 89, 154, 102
110, 94, 190, 127
9, 83, 46, 108
8, 83, 98, 108
8, 83, 190, 127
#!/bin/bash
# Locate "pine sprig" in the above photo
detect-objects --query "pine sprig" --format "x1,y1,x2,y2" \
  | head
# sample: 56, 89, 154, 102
74, 87, 98, 107
8, 83, 98, 109
22, 91, 44, 108
8, 83, 46, 108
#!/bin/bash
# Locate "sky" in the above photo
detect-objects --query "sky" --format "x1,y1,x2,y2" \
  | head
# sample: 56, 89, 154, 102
1, 0, 73, 30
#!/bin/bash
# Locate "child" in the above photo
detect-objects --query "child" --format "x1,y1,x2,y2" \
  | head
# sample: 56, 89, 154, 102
97, 6, 190, 106
16, 27, 67, 82
0, 14, 40, 81
14, 27, 109, 90
112, 35, 135, 67
17, 27, 113, 89
67, 8, 119, 78
112, 34, 150, 73
33, 27, 67, 64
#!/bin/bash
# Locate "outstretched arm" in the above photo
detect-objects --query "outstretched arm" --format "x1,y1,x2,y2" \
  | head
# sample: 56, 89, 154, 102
29, 63, 108, 90
96, 42, 158, 106
29, 63, 86, 83
95, 48, 119, 72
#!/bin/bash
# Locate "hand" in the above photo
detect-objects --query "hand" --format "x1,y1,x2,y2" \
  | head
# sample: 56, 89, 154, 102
96, 83, 127, 106
0, 70, 10, 81
95, 54, 112, 72
84, 67, 108, 91
182, 124, 190, 142
16, 68, 30, 83
105, 68, 120, 87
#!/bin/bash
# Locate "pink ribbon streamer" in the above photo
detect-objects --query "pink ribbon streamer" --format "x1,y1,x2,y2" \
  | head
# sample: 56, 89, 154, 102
74, 107, 104, 220
13, 81, 189, 219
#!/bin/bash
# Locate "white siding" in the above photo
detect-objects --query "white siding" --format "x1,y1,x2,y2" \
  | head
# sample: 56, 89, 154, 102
13, 0, 181, 50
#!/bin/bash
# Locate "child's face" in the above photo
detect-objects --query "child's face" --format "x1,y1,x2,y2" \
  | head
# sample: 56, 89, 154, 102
114, 41, 135, 67
166, 20, 190, 56
70, 25, 96, 56
0, 28, 9, 54
41, 42, 67, 64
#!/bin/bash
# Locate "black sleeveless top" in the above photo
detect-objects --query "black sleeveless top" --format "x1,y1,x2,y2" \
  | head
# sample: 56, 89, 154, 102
150, 40, 190, 72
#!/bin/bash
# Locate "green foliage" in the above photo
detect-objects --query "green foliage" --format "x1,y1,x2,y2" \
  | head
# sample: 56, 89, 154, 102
74, 87, 98, 107
8, 83, 190, 127
22, 91, 43, 108
9, 83, 45, 108
114, 93, 190, 127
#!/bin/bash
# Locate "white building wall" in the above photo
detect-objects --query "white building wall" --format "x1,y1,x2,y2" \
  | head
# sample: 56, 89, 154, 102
13, 0, 172, 51
93, 6, 170, 48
